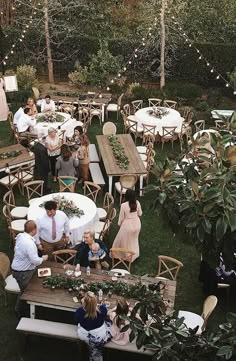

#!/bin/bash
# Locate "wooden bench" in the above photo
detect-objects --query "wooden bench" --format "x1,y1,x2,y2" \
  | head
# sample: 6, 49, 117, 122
89, 144, 100, 163
16, 318, 153, 356
89, 163, 106, 186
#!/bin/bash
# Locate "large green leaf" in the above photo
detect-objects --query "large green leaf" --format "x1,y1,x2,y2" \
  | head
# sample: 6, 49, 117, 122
216, 216, 228, 241
217, 345, 233, 360
226, 210, 236, 232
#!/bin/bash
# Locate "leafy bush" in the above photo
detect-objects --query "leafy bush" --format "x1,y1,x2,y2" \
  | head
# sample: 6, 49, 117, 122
68, 62, 88, 88
207, 88, 222, 108
16, 65, 38, 90
195, 100, 210, 112
131, 85, 163, 102
162, 82, 203, 99
87, 41, 123, 87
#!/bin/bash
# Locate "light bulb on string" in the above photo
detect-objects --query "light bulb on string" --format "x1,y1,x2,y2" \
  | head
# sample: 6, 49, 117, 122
142, 42, 146, 46
196, 49, 200, 53
123, 67, 126, 71
189, 44, 192, 47
19, 39, 23, 42
207, 62, 210, 66
111, 79, 114, 84
128, 61, 132, 64
118, 73, 121, 77
3, 61, 6, 65
134, 54, 138, 58
106, 87, 110, 91
11, 50, 14, 54
12, 44, 15, 48
135, 48, 138, 52
5, 56, 8, 59
216, 75, 220, 80
226, 83, 229, 87
211, 69, 214, 73
198, 56, 202, 60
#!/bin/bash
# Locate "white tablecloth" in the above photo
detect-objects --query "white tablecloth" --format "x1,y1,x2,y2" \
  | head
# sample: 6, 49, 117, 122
33, 112, 83, 138
135, 107, 182, 134
193, 129, 221, 140
27, 192, 98, 246
211, 110, 234, 119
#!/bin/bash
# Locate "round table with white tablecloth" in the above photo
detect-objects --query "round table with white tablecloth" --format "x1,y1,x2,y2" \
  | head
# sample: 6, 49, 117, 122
27, 193, 98, 247
135, 107, 183, 135
33, 112, 83, 138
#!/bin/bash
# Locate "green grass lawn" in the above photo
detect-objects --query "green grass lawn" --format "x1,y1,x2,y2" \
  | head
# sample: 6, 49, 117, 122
0, 110, 231, 361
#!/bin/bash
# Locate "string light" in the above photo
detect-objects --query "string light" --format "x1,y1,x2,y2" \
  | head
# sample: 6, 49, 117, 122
170, 15, 233, 90
1, 0, 41, 66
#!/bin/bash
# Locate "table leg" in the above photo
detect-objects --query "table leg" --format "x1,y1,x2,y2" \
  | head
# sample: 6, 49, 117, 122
30, 304, 36, 319
139, 175, 144, 197
102, 105, 105, 123
108, 176, 113, 194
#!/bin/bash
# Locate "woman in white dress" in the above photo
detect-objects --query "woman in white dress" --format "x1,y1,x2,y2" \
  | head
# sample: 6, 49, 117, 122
0, 78, 9, 121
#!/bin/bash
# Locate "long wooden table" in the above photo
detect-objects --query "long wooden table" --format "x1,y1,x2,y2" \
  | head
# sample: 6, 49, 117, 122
0, 144, 35, 172
96, 134, 147, 195
21, 262, 176, 319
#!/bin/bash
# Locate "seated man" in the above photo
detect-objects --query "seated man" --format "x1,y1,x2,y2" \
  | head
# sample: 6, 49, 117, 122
17, 107, 36, 135
41, 94, 56, 113
13, 104, 25, 126
75, 230, 110, 271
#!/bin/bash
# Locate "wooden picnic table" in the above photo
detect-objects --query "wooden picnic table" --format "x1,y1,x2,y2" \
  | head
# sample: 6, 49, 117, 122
96, 134, 147, 196
0, 144, 35, 172
21, 262, 176, 319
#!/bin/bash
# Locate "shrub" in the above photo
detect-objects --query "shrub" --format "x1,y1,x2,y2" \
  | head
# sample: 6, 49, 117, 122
87, 41, 123, 87
16, 65, 38, 90
68, 62, 88, 88
194, 100, 210, 112
162, 82, 203, 99
131, 85, 163, 102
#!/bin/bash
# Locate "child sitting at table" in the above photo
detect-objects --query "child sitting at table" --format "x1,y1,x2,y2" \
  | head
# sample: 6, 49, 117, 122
108, 298, 131, 345
88, 242, 108, 270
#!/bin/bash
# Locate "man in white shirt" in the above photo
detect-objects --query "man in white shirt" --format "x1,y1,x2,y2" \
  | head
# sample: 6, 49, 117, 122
41, 95, 56, 113
13, 105, 25, 126
11, 220, 48, 317
36, 200, 70, 260
17, 107, 36, 134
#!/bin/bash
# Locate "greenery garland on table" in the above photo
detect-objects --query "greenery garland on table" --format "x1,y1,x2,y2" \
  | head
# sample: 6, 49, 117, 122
108, 135, 129, 170
40, 195, 84, 218
42, 275, 166, 307
36, 112, 65, 123
0, 150, 21, 159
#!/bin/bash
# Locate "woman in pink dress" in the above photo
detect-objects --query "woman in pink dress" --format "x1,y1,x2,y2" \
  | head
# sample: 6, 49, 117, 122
112, 189, 142, 262
0, 78, 9, 121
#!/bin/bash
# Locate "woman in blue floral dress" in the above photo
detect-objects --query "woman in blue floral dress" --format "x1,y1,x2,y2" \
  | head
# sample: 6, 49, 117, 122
75, 291, 111, 361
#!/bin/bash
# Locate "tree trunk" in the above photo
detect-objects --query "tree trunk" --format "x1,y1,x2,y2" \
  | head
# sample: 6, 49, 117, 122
160, 0, 166, 89
44, 0, 54, 84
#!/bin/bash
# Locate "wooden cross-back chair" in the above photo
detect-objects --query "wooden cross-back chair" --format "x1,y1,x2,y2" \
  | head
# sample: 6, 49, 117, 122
142, 123, 157, 145
58, 129, 66, 144
0, 166, 22, 192
126, 118, 143, 144
132, 100, 143, 113
52, 249, 77, 265
94, 207, 117, 240
148, 98, 162, 107
84, 181, 101, 203
157, 255, 183, 281
160, 126, 177, 150
58, 176, 77, 193
110, 247, 135, 273
24, 180, 44, 205
194, 120, 205, 133
3, 205, 26, 247
114, 174, 137, 204
18, 162, 34, 194
0, 252, 20, 305
163, 100, 177, 109
3, 189, 28, 219
97, 192, 114, 221
90, 103, 103, 125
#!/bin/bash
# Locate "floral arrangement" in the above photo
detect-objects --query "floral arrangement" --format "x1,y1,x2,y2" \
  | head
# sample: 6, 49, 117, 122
147, 107, 169, 119
0, 150, 21, 159
36, 112, 65, 123
108, 135, 129, 170
40, 195, 84, 218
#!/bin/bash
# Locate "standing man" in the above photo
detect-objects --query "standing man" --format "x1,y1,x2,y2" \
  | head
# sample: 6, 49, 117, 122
75, 230, 110, 271
11, 220, 48, 318
41, 95, 56, 113
36, 200, 70, 260
31, 136, 51, 195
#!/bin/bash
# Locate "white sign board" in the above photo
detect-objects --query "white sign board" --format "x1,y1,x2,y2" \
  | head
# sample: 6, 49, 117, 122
3, 75, 18, 92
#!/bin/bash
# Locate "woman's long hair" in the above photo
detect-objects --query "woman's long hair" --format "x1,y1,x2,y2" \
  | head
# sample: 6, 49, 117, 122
125, 189, 137, 213
83, 292, 99, 319
115, 298, 129, 328
61, 144, 72, 161
80, 134, 90, 147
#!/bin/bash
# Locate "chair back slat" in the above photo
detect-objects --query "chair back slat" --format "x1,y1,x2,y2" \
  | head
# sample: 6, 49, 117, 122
84, 181, 101, 202
157, 255, 183, 281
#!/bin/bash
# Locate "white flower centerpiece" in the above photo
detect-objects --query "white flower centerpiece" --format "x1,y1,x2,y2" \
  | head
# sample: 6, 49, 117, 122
147, 107, 169, 119
36, 112, 65, 123
40, 195, 84, 218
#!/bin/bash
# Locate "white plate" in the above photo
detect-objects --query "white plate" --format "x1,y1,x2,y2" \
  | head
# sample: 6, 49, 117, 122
38, 268, 51, 277
111, 276, 118, 281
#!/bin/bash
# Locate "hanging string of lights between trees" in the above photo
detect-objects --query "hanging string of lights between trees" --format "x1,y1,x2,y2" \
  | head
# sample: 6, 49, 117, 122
0, 0, 41, 67
169, 13, 234, 92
